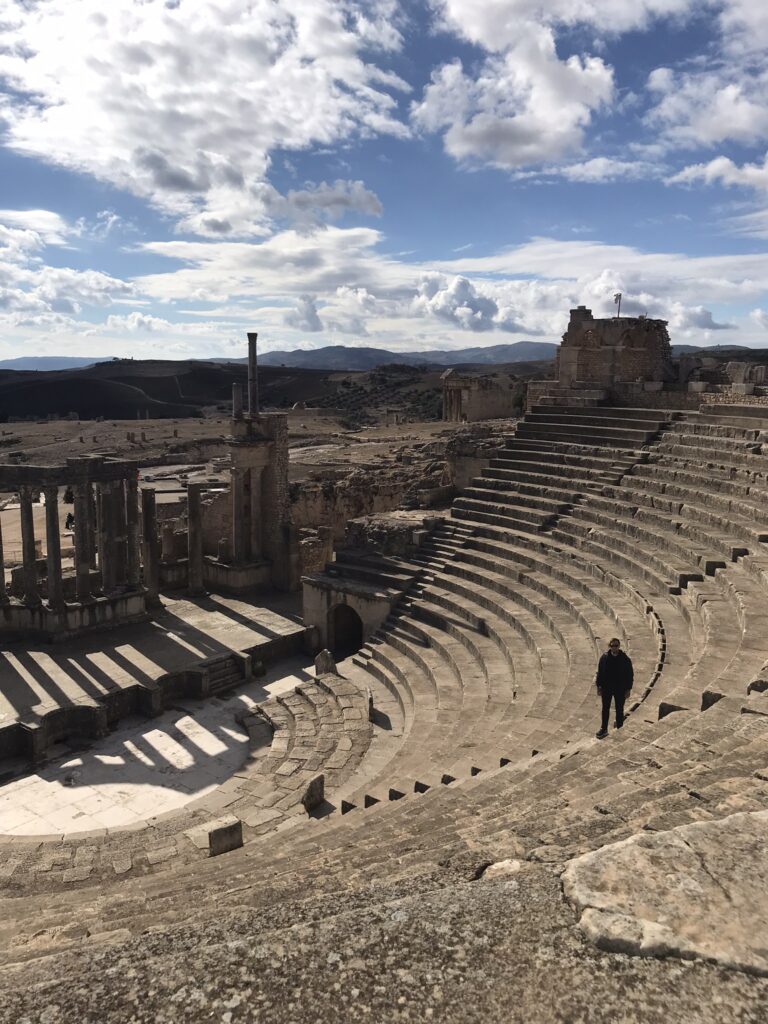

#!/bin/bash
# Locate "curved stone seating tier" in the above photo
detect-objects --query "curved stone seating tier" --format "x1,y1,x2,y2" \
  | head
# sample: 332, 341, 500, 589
4, 694, 767, 959
0, 673, 372, 891
4, 404, 768, 963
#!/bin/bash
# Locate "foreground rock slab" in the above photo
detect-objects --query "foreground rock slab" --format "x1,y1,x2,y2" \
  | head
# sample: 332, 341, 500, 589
562, 809, 768, 976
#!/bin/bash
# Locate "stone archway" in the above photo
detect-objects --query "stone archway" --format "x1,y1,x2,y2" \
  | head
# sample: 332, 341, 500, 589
329, 603, 363, 659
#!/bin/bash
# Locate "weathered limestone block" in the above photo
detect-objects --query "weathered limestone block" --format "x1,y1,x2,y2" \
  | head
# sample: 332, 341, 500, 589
207, 815, 243, 856
314, 648, 338, 675
300, 774, 324, 813
562, 809, 768, 975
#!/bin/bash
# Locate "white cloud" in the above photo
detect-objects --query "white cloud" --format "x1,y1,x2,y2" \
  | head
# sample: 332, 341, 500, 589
646, 65, 768, 149
284, 294, 323, 332
750, 308, 768, 330
0, 209, 135, 328
413, 275, 529, 333
0, 209, 70, 245
105, 312, 171, 333
0, 1, 408, 237
430, 1, 698, 52
557, 157, 662, 181
670, 153, 768, 191
412, 28, 613, 169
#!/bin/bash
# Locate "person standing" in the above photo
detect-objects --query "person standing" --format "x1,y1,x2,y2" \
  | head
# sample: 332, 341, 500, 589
595, 638, 633, 739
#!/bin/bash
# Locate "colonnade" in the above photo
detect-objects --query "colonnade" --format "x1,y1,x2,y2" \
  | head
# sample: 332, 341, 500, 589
442, 387, 464, 422
0, 458, 159, 613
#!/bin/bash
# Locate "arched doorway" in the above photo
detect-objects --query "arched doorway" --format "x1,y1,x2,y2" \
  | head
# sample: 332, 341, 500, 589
330, 603, 363, 659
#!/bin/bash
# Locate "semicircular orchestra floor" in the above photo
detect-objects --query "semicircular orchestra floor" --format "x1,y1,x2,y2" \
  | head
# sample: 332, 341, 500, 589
0, 656, 314, 836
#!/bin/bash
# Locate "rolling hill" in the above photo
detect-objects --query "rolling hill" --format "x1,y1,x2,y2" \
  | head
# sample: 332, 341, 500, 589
258, 342, 558, 370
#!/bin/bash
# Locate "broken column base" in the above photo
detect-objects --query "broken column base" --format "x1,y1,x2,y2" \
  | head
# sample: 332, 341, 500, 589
0, 590, 149, 643
202, 556, 272, 593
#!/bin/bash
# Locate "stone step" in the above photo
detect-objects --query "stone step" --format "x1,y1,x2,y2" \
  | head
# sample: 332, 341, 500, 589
525, 411, 668, 433
514, 423, 656, 448
530, 404, 674, 422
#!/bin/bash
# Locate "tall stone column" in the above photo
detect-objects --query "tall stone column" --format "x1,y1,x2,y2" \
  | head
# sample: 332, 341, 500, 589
97, 481, 117, 594
112, 479, 128, 585
231, 467, 246, 563
141, 488, 161, 608
19, 485, 41, 607
187, 482, 204, 594
73, 482, 93, 602
43, 485, 64, 610
232, 383, 243, 420
0, 514, 8, 604
249, 467, 263, 562
125, 475, 141, 588
247, 331, 259, 416
88, 488, 97, 570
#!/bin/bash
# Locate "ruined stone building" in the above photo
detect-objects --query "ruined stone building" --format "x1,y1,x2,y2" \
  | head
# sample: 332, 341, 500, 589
556, 305, 673, 389
441, 368, 522, 422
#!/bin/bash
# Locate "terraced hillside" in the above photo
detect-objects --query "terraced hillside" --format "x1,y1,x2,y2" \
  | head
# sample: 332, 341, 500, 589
2, 403, 768, 1021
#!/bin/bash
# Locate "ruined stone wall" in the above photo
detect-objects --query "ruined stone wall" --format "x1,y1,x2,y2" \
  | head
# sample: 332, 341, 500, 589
463, 386, 521, 421
201, 489, 230, 555
558, 306, 673, 388
445, 427, 509, 491
290, 472, 411, 541
298, 526, 334, 576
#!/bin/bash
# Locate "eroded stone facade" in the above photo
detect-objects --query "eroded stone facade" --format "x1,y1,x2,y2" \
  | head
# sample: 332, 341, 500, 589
557, 305, 674, 389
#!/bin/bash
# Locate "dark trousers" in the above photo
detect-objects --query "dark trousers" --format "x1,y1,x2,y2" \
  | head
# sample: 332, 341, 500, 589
599, 686, 627, 731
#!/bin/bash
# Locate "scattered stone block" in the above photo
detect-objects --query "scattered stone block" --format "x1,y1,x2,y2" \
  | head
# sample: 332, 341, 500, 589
301, 774, 325, 813
206, 815, 243, 857
481, 859, 522, 880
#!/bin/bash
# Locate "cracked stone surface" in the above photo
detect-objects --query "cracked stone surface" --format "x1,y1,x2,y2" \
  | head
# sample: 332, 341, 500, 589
1, 864, 767, 1023
562, 810, 768, 976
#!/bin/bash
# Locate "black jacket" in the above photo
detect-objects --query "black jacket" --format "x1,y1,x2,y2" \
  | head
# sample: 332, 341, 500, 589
595, 650, 633, 691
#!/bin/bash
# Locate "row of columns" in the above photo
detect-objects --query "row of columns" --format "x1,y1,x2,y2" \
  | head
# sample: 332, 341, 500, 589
0, 477, 159, 611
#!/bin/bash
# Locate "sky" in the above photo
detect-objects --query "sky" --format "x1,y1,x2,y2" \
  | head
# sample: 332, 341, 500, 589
1, 0, 768, 360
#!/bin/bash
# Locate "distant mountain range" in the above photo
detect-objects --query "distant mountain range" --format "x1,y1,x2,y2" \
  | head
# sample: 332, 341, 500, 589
258, 342, 558, 370
0, 356, 100, 371
0, 342, 756, 374
670, 344, 751, 355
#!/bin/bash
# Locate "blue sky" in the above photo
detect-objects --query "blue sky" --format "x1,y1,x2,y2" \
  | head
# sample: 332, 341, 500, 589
0, 0, 767, 359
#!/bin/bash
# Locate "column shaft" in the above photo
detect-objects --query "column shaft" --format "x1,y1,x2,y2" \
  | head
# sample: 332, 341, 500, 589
73, 482, 93, 601
0, 514, 7, 604
19, 485, 41, 607
187, 482, 204, 594
249, 468, 262, 562
247, 332, 259, 416
231, 467, 246, 563
141, 488, 161, 608
43, 485, 64, 610
97, 482, 116, 594
232, 383, 243, 420
125, 475, 141, 588
112, 480, 128, 585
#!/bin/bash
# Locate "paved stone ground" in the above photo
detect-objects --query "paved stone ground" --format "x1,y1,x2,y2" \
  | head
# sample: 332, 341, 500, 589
0, 860, 765, 1023
0, 655, 314, 835
0, 590, 304, 729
